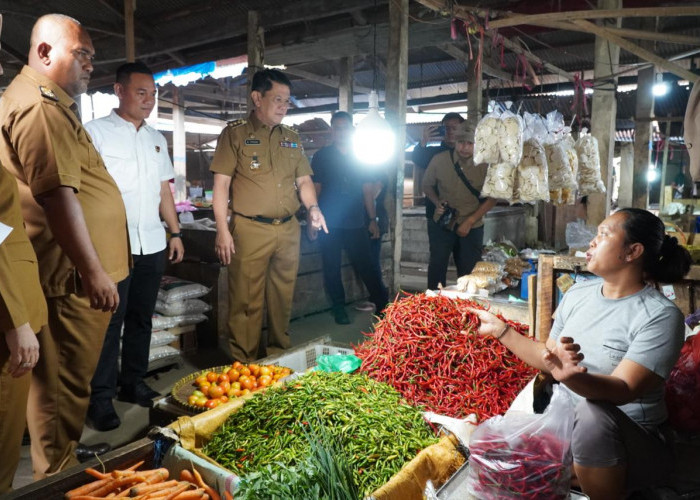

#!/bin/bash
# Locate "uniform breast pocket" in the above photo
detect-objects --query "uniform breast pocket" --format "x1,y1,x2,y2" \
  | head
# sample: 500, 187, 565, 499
241, 146, 270, 174
100, 147, 138, 190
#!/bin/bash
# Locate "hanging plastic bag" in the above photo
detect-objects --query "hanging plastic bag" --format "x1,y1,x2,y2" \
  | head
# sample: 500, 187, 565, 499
474, 111, 503, 165
465, 385, 574, 500
499, 110, 525, 165
514, 138, 550, 203
576, 128, 606, 195
315, 354, 362, 373
481, 162, 517, 201
666, 334, 700, 432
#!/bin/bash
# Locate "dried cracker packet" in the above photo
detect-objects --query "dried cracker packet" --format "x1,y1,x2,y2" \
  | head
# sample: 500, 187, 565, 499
499, 111, 524, 165
575, 128, 606, 195
474, 112, 502, 165
514, 139, 549, 203
482, 162, 517, 201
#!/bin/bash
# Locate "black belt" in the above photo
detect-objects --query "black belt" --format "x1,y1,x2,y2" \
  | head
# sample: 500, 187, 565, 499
235, 212, 293, 225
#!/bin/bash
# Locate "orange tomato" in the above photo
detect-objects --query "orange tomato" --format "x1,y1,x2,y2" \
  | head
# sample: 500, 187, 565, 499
227, 369, 240, 382
188, 395, 199, 406
195, 396, 208, 407
232, 389, 243, 397
218, 373, 230, 384
249, 364, 260, 377
231, 381, 241, 391
220, 395, 229, 403
239, 366, 251, 377
206, 371, 218, 383
258, 375, 272, 387
208, 385, 224, 399
232, 361, 243, 370
259, 366, 272, 377
195, 375, 209, 386
204, 399, 217, 409
200, 385, 210, 397
240, 389, 251, 396
241, 377, 255, 391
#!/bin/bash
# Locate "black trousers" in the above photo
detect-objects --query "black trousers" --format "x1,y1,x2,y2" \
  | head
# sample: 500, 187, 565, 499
90, 250, 166, 401
320, 227, 388, 313
427, 220, 484, 290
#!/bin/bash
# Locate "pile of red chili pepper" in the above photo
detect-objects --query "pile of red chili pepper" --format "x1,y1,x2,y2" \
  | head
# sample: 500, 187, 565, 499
354, 293, 537, 420
466, 430, 570, 499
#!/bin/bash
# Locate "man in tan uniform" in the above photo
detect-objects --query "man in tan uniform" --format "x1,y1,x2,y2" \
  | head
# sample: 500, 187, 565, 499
0, 14, 129, 477
0, 150, 48, 494
211, 69, 327, 362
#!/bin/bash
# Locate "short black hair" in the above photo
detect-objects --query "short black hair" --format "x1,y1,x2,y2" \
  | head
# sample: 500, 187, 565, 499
251, 69, 292, 95
441, 112, 465, 124
115, 61, 153, 85
331, 111, 352, 125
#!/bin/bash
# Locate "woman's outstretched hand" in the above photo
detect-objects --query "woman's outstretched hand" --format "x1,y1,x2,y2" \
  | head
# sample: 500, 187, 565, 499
464, 307, 506, 339
543, 337, 587, 381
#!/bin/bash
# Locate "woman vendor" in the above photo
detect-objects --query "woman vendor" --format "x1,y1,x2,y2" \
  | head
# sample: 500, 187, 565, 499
469, 208, 691, 499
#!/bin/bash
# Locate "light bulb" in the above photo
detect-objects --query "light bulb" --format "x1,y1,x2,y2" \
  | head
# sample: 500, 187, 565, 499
353, 91, 395, 165
647, 169, 658, 182
652, 82, 668, 97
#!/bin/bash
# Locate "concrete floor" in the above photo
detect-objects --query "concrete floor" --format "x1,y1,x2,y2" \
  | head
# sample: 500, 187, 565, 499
11, 300, 379, 490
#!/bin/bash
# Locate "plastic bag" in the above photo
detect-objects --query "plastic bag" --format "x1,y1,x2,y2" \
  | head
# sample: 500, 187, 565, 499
481, 162, 517, 200
465, 385, 574, 499
152, 313, 208, 331
315, 354, 362, 373
514, 138, 550, 203
150, 330, 178, 347
155, 298, 212, 316
565, 220, 597, 249
158, 276, 210, 303
499, 111, 524, 165
576, 128, 606, 195
666, 334, 700, 432
474, 111, 503, 165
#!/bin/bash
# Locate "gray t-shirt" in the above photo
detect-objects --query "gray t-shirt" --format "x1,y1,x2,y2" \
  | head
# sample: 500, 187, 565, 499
549, 280, 684, 427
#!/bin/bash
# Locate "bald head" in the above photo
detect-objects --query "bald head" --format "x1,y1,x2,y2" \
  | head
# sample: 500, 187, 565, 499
28, 14, 94, 97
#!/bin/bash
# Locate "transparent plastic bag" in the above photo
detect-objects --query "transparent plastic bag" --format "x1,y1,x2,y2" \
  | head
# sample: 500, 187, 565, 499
155, 298, 212, 316
465, 385, 574, 500
576, 128, 606, 195
315, 354, 362, 373
157, 276, 211, 303
565, 219, 597, 249
474, 111, 503, 165
499, 111, 524, 165
514, 138, 550, 203
482, 162, 517, 201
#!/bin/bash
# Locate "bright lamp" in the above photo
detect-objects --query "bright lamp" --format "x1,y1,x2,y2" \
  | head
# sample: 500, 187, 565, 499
353, 90, 395, 165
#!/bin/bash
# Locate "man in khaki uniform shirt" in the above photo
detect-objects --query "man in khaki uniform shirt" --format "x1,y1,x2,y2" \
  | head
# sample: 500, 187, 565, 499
0, 163, 48, 492
211, 69, 327, 362
422, 123, 497, 290
0, 14, 129, 477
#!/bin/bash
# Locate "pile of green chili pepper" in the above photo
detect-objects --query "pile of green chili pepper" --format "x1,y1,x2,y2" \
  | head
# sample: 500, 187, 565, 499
203, 371, 439, 496
354, 293, 538, 420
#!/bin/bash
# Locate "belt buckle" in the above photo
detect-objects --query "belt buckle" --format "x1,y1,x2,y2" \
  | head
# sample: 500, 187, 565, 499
271, 218, 282, 225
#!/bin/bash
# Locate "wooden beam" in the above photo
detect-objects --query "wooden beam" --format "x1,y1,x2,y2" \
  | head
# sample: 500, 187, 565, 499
571, 19, 699, 82
124, 0, 136, 63
247, 11, 264, 113
618, 143, 634, 207
415, 0, 576, 82
338, 57, 354, 113
488, 6, 700, 30
171, 87, 187, 203
636, 116, 684, 123
385, 0, 409, 294
633, 66, 655, 209
284, 65, 371, 94
438, 43, 513, 82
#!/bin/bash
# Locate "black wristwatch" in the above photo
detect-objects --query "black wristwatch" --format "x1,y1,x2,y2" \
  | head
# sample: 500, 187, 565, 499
170, 232, 182, 238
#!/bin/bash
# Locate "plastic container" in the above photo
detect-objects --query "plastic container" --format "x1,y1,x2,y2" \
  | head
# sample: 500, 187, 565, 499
520, 260, 536, 300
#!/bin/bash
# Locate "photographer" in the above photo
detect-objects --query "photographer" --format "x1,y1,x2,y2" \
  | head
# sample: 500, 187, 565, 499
422, 122, 497, 289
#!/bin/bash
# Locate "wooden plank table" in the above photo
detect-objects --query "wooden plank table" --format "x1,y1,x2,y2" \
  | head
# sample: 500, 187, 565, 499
534, 255, 700, 341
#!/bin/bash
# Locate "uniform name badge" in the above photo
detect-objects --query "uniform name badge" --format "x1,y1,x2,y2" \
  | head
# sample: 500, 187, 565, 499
250, 154, 260, 170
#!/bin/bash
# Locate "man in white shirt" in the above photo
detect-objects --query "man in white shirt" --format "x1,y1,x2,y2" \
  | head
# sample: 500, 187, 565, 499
84, 62, 184, 431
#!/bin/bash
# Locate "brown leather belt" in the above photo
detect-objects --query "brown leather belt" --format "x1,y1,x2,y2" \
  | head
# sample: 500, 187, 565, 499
235, 212, 293, 225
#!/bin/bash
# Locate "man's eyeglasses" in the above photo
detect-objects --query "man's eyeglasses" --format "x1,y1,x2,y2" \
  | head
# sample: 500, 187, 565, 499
72, 49, 95, 63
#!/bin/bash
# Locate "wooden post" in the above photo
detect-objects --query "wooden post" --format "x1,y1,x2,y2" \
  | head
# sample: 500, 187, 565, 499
385, 0, 408, 294
587, 0, 621, 227
247, 11, 264, 113
338, 57, 354, 114
466, 52, 482, 137
124, 0, 135, 62
618, 142, 634, 207
171, 86, 187, 203
659, 119, 672, 212
535, 254, 555, 341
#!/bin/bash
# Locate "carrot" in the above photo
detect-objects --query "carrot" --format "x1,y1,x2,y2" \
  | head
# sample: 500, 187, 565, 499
65, 478, 110, 498
85, 468, 110, 480
125, 461, 146, 472
160, 482, 192, 500
172, 489, 205, 499
224, 492, 233, 500
129, 479, 178, 496
191, 469, 220, 500
179, 470, 195, 483
90, 475, 145, 497
142, 468, 170, 484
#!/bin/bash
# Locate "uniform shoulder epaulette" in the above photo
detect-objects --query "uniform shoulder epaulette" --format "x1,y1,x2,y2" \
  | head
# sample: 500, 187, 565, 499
39, 85, 59, 102
227, 118, 247, 128
281, 124, 299, 135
